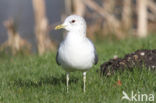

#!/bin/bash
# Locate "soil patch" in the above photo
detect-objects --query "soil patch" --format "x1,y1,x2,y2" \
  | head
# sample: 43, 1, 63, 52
100, 49, 156, 76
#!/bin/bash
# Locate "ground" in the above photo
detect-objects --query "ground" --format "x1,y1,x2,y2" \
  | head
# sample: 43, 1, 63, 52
0, 35, 155, 103
100, 49, 156, 76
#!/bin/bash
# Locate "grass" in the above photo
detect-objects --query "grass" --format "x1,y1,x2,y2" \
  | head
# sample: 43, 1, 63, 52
0, 35, 156, 103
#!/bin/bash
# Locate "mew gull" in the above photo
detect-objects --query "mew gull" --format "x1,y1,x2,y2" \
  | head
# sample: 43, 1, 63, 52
55, 15, 98, 92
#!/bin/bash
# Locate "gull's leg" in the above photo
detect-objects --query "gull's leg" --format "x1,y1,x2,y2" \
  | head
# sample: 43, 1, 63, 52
66, 72, 69, 93
83, 72, 86, 92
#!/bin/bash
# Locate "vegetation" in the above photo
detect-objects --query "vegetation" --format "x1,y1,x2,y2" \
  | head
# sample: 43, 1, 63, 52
0, 35, 155, 103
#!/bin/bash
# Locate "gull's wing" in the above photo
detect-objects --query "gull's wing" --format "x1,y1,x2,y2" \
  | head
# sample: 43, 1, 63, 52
94, 48, 98, 65
88, 39, 98, 65
56, 45, 61, 65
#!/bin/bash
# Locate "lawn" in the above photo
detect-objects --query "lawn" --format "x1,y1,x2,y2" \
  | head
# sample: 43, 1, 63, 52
0, 35, 155, 103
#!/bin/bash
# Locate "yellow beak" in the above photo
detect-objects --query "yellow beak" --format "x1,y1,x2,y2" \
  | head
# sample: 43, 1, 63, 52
55, 24, 65, 30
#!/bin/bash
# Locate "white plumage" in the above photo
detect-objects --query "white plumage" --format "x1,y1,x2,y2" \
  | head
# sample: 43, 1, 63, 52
58, 34, 95, 71
55, 15, 98, 92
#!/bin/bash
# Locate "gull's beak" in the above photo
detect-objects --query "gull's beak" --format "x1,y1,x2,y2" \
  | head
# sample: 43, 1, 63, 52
55, 24, 65, 30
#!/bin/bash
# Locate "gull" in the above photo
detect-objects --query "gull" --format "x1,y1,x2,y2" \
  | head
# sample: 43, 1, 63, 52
55, 15, 98, 92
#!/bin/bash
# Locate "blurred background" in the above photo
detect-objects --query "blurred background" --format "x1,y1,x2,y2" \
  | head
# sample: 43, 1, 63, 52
0, 0, 156, 55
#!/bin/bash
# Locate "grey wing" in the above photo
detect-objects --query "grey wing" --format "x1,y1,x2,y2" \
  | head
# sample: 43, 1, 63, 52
56, 45, 61, 65
94, 47, 98, 65
88, 39, 98, 65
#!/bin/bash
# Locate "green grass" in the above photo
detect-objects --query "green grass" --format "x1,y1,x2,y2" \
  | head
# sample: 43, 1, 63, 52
0, 35, 156, 103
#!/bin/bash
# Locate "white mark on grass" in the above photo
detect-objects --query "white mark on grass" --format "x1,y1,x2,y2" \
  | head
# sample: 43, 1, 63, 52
140, 52, 145, 56
152, 65, 156, 68
113, 55, 118, 59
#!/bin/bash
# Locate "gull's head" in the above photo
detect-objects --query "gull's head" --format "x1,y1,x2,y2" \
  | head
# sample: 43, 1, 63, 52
55, 15, 86, 33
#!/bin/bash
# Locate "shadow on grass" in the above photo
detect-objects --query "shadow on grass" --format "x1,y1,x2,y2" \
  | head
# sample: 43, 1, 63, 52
11, 75, 79, 87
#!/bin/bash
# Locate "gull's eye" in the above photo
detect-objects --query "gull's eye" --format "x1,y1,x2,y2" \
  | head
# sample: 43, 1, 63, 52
71, 20, 75, 23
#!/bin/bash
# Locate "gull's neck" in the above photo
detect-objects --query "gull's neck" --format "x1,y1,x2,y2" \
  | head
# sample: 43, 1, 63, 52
68, 31, 86, 39
65, 30, 87, 43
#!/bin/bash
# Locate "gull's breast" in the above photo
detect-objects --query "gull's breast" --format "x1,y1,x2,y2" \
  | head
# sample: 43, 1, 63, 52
58, 40, 94, 71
